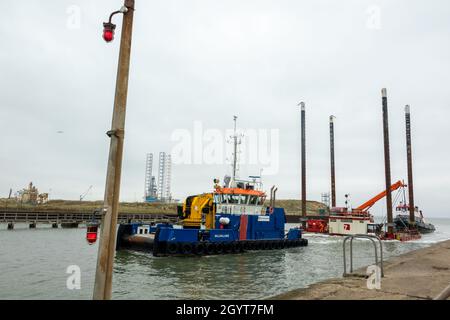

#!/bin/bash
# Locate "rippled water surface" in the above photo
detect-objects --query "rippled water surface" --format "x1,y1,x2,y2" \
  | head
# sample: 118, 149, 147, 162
0, 219, 449, 299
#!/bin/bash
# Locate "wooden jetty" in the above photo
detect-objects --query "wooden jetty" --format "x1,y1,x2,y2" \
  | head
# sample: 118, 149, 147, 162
0, 209, 178, 229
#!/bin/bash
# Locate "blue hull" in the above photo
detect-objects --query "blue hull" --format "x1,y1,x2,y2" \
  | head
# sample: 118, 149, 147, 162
116, 207, 308, 256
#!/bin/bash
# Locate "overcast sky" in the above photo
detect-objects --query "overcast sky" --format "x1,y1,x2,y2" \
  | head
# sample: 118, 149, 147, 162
1, 0, 449, 218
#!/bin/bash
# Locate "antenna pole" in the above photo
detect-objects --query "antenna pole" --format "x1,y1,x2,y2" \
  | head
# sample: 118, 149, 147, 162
329, 115, 336, 208
232, 115, 238, 182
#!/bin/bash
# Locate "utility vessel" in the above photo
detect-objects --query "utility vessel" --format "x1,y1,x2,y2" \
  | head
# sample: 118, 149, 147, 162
305, 180, 434, 240
305, 181, 407, 236
116, 117, 308, 256
394, 205, 435, 234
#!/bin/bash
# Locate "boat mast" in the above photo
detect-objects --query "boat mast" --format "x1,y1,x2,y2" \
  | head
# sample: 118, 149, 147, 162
329, 115, 336, 208
232, 115, 239, 183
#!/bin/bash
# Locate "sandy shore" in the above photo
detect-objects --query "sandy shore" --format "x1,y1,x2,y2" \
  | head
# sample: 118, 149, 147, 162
272, 239, 450, 300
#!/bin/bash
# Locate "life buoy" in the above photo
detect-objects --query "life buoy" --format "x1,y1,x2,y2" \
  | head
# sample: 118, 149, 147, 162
181, 243, 193, 254
195, 243, 205, 255
223, 242, 232, 253
204, 242, 214, 255
167, 242, 178, 254
256, 241, 264, 250
215, 242, 224, 254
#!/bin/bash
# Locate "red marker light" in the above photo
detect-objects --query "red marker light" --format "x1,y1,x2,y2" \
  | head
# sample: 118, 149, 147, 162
102, 22, 116, 43
86, 223, 99, 245
103, 30, 114, 42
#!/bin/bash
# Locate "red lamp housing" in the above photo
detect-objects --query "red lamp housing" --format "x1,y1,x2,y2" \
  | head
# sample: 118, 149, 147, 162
102, 22, 116, 43
86, 223, 99, 245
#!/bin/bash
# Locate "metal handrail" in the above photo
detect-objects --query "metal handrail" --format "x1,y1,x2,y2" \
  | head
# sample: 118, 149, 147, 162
1, 211, 179, 224
343, 234, 384, 277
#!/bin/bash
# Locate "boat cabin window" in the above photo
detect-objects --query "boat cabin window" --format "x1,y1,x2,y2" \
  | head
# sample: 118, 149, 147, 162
249, 195, 258, 205
218, 194, 257, 205
220, 194, 229, 204
236, 182, 245, 189
367, 224, 381, 234
238, 195, 249, 205
228, 195, 240, 204
257, 197, 264, 205
137, 226, 150, 235
214, 194, 223, 204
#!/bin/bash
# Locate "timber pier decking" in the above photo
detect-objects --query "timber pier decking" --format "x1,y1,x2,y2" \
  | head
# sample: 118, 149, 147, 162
0, 209, 178, 229
0, 211, 307, 229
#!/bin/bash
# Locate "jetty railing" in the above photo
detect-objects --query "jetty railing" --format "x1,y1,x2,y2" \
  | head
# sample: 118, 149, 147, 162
0, 211, 178, 225
343, 234, 384, 278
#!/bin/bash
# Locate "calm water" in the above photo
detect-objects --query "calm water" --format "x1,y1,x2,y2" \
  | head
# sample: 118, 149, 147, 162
0, 219, 449, 300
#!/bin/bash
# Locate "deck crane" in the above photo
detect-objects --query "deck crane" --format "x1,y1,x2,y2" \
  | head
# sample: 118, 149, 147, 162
353, 180, 406, 213
80, 185, 93, 201
309, 180, 411, 236
322, 180, 407, 236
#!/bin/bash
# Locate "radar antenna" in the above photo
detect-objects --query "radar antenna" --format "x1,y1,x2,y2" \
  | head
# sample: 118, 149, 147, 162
231, 115, 242, 183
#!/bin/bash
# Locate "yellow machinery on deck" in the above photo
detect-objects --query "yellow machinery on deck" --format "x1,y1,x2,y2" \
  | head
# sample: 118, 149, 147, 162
180, 193, 215, 229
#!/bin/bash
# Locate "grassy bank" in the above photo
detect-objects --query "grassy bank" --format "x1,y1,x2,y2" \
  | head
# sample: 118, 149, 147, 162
276, 200, 328, 216
0, 198, 327, 216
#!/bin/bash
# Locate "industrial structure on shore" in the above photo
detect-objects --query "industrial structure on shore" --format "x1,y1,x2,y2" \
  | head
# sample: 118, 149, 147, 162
14, 182, 48, 205
144, 152, 172, 203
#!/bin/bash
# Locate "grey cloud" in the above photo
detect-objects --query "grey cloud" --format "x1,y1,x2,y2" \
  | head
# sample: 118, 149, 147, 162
1, 0, 449, 217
